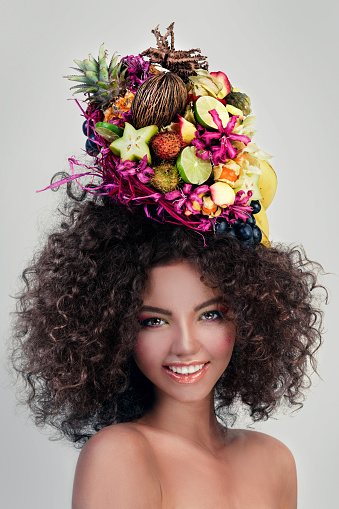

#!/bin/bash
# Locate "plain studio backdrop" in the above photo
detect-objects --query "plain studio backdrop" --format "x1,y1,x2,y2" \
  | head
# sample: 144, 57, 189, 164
1, 0, 338, 507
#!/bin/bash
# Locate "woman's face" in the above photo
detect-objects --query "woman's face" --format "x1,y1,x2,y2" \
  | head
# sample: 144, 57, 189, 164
133, 260, 236, 404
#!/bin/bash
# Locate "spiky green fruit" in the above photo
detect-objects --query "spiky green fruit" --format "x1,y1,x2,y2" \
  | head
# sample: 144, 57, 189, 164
64, 44, 127, 107
150, 163, 181, 193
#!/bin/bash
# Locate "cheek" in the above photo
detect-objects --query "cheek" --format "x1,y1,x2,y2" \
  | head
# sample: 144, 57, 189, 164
208, 323, 236, 359
133, 335, 166, 370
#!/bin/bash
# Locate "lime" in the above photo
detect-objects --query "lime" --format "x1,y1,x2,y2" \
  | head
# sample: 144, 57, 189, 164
176, 146, 212, 184
95, 122, 123, 142
194, 96, 229, 130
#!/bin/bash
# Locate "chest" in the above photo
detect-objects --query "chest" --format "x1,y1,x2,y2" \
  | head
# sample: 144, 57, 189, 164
152, 442, 282, 509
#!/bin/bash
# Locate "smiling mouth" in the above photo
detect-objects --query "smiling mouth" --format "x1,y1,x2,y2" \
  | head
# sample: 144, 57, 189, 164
162, 362, 210, 383
166, 363, 207, 375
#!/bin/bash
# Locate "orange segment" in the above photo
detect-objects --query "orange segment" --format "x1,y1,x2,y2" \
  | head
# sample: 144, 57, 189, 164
219, 166, 238, 182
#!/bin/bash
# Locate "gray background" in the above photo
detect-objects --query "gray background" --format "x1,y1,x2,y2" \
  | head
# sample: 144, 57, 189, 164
1, 0, 338, 507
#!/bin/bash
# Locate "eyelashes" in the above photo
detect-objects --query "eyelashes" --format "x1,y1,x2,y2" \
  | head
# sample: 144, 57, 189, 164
138, 309, 228, 328
138, 317, 167, 328
200, 310, 223, 321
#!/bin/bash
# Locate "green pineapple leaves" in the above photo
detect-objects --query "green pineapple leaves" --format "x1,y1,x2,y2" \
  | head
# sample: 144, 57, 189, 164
64, 44, 127, 106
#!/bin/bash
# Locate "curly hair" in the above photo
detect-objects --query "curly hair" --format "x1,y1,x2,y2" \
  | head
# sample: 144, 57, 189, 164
11, 188, 326, 446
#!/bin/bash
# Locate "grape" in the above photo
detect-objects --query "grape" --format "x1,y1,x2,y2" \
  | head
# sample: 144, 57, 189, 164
215, 220, 237, 239
82, 120, 94, 136
246, 214, 256, 226
252, 225, 262, 244
235, 224, 253, 241
251, 200, 261, 214
215, 218, 228, 234
233, 219, 243, 228
226, 227, 237, 238
85, 138, 99, 156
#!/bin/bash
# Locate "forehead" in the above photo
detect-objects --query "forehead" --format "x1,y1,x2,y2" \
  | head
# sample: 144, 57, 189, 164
143, 261, 219, 305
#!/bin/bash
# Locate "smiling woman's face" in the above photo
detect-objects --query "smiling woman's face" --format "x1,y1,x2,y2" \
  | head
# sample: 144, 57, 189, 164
133, 260, 236, 404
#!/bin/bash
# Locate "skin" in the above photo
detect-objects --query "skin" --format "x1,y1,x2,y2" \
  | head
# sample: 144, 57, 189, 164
72, 261, 297, 509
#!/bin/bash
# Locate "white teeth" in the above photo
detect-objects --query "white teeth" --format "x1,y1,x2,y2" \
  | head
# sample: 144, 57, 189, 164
167, 364, 205, 374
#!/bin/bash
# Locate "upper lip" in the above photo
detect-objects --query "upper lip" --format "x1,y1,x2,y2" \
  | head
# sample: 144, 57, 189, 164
164, 361, 209, 367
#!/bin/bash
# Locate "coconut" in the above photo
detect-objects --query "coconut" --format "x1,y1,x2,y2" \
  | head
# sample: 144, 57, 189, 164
131, 72, 187, 129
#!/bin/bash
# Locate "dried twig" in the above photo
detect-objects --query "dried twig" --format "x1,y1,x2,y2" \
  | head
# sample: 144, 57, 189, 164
141, 22, 208, 81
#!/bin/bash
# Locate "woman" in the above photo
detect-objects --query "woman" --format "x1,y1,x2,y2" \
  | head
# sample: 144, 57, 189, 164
12, 193, 323, 508
11, 25, 325, 508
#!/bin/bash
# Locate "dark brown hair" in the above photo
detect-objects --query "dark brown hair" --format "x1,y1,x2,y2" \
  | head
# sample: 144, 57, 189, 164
11, 189, 326, 446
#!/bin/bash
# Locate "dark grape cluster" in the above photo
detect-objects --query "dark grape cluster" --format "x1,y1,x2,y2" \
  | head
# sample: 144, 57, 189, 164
82, 120, 100, 157
215, 200, 262, 245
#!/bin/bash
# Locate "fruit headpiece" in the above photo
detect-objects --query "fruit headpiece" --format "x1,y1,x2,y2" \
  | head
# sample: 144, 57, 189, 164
39, 23, 277, 246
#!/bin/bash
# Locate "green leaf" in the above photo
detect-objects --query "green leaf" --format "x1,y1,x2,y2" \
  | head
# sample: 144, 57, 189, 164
84, 86, 99, 94
85, 70, 99, 84
83, 58, 98, 72
69, 66, 85, 74
99, 58, 109, 83
111, 66, 118, 80
97, 81, 109, 90
69, 84, 88, 91
88, 54, 99, 68
98, 43, 106, 62
64, 75, 93, 84
73, 89, 88, 95
109, 52, 120, 74
73, 59, 87, 72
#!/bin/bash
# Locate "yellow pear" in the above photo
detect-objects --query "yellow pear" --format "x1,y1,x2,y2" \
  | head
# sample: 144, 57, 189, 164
258, 160, 277, 210
255, 206, 270, 247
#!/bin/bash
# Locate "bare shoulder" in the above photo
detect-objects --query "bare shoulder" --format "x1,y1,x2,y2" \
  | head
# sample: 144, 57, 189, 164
229, 429, 297, 508
72, 423, 162, 509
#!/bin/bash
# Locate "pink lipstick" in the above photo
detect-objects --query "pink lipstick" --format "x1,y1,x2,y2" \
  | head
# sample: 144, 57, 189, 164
162, 362, 210, 384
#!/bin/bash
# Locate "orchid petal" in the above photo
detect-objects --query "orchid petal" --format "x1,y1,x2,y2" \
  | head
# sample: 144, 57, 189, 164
185, 200, 195, 213
225, 115, 238, 134
200, 131, 222, 141
195, 148, 211, 160
228, 133, 251, 145
165, 189, 182, 201
224, 139, 237, 160
209, 109, 224, 132
191, 138, 206, 151
137, 172, 152, 184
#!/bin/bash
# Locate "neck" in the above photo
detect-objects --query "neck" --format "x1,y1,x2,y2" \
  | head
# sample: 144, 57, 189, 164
137, 388, 225, 452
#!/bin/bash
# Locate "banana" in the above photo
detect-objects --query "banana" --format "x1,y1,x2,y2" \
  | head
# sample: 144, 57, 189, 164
258, 160, 277, 210
255, 206, 270, 247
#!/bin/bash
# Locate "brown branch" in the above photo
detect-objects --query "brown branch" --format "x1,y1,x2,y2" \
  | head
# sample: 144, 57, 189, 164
141, 23, 209, 81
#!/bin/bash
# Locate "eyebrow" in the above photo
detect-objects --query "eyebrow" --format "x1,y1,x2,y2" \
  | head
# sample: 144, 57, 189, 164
139, 297, 223, 316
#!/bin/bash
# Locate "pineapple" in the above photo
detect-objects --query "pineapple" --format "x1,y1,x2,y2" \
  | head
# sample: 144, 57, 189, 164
64, 44, 128, 108
103, 90, 134, 124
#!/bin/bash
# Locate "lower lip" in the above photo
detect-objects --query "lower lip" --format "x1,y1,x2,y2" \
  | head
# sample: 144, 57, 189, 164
162, 363, 210, 384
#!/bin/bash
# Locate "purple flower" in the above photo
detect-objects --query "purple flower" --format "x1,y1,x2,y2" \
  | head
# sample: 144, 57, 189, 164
116, 155, 154, 184
164, 183, 210, 214
120, 54, 151, 90
192, 110, 251, 166
222, 190, 253, 223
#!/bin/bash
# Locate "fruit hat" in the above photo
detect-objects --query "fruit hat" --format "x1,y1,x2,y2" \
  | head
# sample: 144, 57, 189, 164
38, 23, 277, 246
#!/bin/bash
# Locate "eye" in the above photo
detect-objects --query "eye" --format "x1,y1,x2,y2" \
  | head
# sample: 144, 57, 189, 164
199, 310, 224, 321
138, 317, 167, 328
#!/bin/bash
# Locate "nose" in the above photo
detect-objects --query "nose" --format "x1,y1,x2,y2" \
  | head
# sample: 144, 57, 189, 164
169, 321, 201, 357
